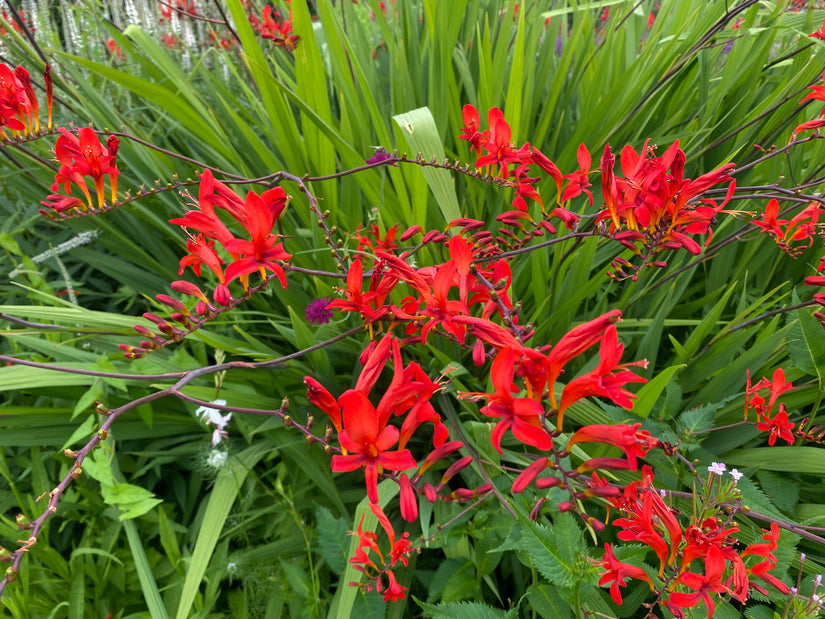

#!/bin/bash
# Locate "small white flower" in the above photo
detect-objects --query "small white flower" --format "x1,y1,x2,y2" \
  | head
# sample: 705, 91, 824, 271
205, 450, 228, 469
708, 462, 726, 475
815, 574, 822, 587
659, 489, 667, 498
729, 468, 743, 482
197, 400, 231, 446
227, 561, 237, 575
211, 428, 228, 448
813, 594, 820, 603
197, 399, 230, 427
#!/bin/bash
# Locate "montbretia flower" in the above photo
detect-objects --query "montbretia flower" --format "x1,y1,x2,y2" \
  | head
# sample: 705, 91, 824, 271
51, 127, 119, 210
331, 390, 417, 503
593, 543, 654, 605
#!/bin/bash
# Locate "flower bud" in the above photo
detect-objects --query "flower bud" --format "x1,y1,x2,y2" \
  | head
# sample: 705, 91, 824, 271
156, 293, 188, 313
400, 225, 423, 241
5, 566, 17, 582
171, 280, 208, 302
423, 482, 438, 503
583, 514, 606, 532
512, 458, 551, 493
213, 283, 232, 306
535, 476, 563, 489
0, 547, 12, 562
440, 456, 473, 485
16, 514, 32, 530
557, 501, 574, 512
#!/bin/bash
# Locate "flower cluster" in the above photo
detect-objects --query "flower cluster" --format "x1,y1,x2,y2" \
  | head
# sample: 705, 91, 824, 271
42, 128, 119, 214
349, 503, 412, 602
595, 465, 790, 617
745, 368, 795, 445
169, 169, 292, 304
751, 199, 822, 258
458, 105, 737, 277
0, 62, 51, 138
247, 5, 299, 51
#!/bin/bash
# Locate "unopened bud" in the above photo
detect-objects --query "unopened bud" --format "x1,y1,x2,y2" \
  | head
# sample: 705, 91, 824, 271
440, 456, 473, 485
283, 415, 293, 427
0, 547, 12, 562
96, 402, 111, 415
535, 476, 563, 489
4, 566, 17, 581
97, 429, 108, 440
281, 397, 290, 411
305, 434, 316, 444
584, 514, 606, 532
71, 465, 82, 479
15, 514, 32, 530
64, 449, 77, 458
423, 482, 438, 503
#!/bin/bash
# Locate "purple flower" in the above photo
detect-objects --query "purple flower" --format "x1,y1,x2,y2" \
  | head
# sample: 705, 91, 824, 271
305, 297, 334, 325
366, 147, 396, 166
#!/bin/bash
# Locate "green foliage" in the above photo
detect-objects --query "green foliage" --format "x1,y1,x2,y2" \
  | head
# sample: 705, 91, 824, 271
0, 0, 823, 617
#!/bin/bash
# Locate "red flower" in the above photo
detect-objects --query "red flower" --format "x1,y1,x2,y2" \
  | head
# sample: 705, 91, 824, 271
383, 570, 408, 602
223, 191, 291, 289
750, 198, 787, 239
593, 543, 654, 604
555, 325, 647, 430
545, 310, 622, 410
561, 144, 593, 204
667, 546, 730, 619
331, 390, 417, 503
756, 409, 795, 446
809, 17, 825, 40
565, 423, 659, 471
52, 127, 119, 210
477, 347, 553, 453
328, 258, 388, 323
459, 104, 488, 156
612, 472, 682, 575
475, 107, 522, 178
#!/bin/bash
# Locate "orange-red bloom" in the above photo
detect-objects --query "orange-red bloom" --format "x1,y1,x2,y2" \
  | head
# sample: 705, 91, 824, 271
593, 543, 654, 604
332, 390, 417, 503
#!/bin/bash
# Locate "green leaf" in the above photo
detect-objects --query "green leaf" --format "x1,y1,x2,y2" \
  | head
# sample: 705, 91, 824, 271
725, 447, 825, 474
631, 364, 685, 419
393, 107, 462, 225
792, 291, 825, 386
526, 583, 573, 619
61, 414, 97, 450
315, 505, 348, 575
415, 599, 518, 619
175, 441, 270, 619
100, 483, 163, 520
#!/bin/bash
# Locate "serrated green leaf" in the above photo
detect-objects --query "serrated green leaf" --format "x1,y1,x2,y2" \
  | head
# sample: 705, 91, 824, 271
415, 599, 518, 619
315, 505, 348, 575
526, 582, 573, 619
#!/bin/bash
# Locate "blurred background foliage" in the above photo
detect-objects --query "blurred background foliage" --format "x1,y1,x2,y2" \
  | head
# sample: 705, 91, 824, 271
0, 0, 824, 617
